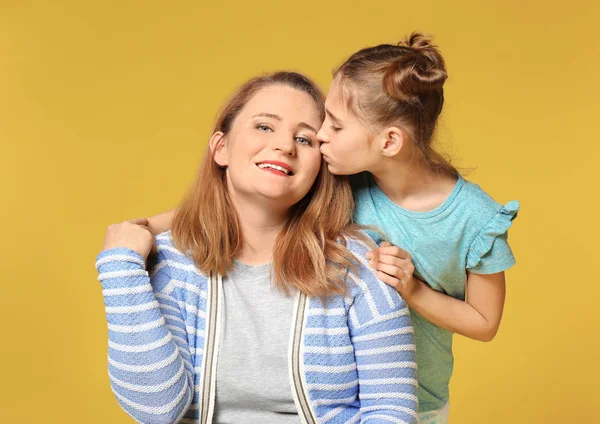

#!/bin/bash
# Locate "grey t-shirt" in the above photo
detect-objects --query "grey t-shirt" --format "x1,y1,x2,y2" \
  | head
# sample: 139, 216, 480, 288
213, 260, 299, 423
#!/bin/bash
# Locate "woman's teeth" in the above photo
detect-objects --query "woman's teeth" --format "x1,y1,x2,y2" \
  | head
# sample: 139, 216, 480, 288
257, 163, 291, 175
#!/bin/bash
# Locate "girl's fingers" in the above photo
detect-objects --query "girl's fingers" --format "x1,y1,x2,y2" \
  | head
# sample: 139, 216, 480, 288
371, 262, 407, 280
376, 271, 401, 288
127, 217, 149, 226
372, 254, 410, 268
368, 242, 411, 265
377, 245, 411, 259
366, 249, 380, 262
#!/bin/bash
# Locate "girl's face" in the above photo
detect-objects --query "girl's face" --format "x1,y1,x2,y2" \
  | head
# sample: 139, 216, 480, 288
317, 77, 381, 176
212, 84, 323, 210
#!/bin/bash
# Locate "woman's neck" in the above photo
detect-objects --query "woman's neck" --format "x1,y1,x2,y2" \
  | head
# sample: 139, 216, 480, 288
370, 150, 457, 212
229, 193, 288, 265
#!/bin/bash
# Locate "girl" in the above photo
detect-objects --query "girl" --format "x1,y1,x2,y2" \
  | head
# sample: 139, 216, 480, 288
318, 33, 519, 423
97, 72, 418, 424
146, 33, 519, 423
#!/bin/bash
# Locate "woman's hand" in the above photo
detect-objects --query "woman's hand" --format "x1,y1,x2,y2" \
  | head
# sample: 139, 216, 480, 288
102, 218, 154, 259
366, 241, 420, 300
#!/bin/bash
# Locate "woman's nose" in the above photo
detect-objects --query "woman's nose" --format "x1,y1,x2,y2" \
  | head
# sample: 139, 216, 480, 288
272, 134, 295, 155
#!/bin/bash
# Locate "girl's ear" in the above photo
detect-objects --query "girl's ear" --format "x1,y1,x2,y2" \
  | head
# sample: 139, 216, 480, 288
379, 126, 405, 157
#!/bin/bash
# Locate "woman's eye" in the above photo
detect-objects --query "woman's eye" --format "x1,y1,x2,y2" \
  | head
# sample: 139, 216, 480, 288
257, 124, 273, 132
331, 126, 342, 132
295, 137, 312, 146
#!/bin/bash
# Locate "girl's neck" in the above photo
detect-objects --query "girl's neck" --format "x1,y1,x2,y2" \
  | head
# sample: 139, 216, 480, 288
370, 151, 458, 212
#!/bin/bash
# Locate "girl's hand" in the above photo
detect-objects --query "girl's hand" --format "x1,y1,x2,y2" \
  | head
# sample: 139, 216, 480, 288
366, 242, 420, 300
102, 218, 154, 259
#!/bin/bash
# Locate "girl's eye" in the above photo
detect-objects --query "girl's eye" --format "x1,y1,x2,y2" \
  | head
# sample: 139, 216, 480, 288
257, 124, 273, 132
331, 126, 342, 132
295, 137, 312, 146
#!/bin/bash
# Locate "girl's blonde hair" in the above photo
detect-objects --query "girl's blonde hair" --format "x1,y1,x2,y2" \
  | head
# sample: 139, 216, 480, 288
335, 32, 458, 177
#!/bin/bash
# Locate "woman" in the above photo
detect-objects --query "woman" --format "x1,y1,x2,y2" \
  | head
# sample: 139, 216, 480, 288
97, 71, 417, 424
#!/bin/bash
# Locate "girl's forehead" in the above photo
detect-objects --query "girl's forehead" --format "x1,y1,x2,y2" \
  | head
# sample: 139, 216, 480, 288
326, 80, 352, 117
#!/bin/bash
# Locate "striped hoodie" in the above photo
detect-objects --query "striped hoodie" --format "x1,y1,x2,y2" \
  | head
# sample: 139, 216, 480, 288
95, 231, 418, 424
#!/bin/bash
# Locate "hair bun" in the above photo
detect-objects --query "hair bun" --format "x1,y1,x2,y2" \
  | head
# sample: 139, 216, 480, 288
382, 32, 447, 103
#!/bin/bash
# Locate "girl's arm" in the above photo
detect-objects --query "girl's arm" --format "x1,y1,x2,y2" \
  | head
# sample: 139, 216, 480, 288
96, 222, 194, 423
404, 271, 505, 342
144, 209, 176, 235
368, 244, 506, 342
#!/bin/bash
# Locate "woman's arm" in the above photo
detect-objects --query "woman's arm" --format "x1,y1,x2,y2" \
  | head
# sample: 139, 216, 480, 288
368, 244, 506, 342
96, 222, 194, 423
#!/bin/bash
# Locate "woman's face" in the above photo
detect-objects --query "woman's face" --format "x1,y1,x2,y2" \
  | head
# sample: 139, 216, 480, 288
317, 77, 381, 175
213, 84, 323, 210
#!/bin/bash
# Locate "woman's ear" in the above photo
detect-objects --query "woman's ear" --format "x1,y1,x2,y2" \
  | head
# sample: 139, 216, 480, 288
210, 131, 228, 166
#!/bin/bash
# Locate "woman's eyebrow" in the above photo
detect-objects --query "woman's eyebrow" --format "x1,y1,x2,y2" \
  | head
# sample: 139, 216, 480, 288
253, 112, 317, 133
252, 112, 281, 120
298, 122, 317, 133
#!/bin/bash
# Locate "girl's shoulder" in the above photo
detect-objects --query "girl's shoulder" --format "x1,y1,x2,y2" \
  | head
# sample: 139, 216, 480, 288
457, 179, 520, 273
459, 177, 498, 207
457, 177, 517, 216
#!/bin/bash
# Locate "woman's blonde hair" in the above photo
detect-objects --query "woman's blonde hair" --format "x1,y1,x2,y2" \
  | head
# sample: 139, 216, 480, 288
172, 71, 368, 297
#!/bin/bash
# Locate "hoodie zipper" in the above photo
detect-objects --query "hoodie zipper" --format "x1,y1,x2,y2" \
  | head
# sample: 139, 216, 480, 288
290, 292, 318, 424
200, 273, 222, 424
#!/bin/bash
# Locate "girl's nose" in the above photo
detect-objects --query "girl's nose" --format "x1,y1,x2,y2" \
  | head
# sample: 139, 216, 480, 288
316, 127, 329, 143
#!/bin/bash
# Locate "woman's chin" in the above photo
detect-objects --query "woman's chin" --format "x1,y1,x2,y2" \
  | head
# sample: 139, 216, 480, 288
260, 191, 302, 205
233, 188, 302, 210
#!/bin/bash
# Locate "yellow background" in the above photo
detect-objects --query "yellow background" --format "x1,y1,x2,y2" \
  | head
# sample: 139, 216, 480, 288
1, 1, 598, 422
